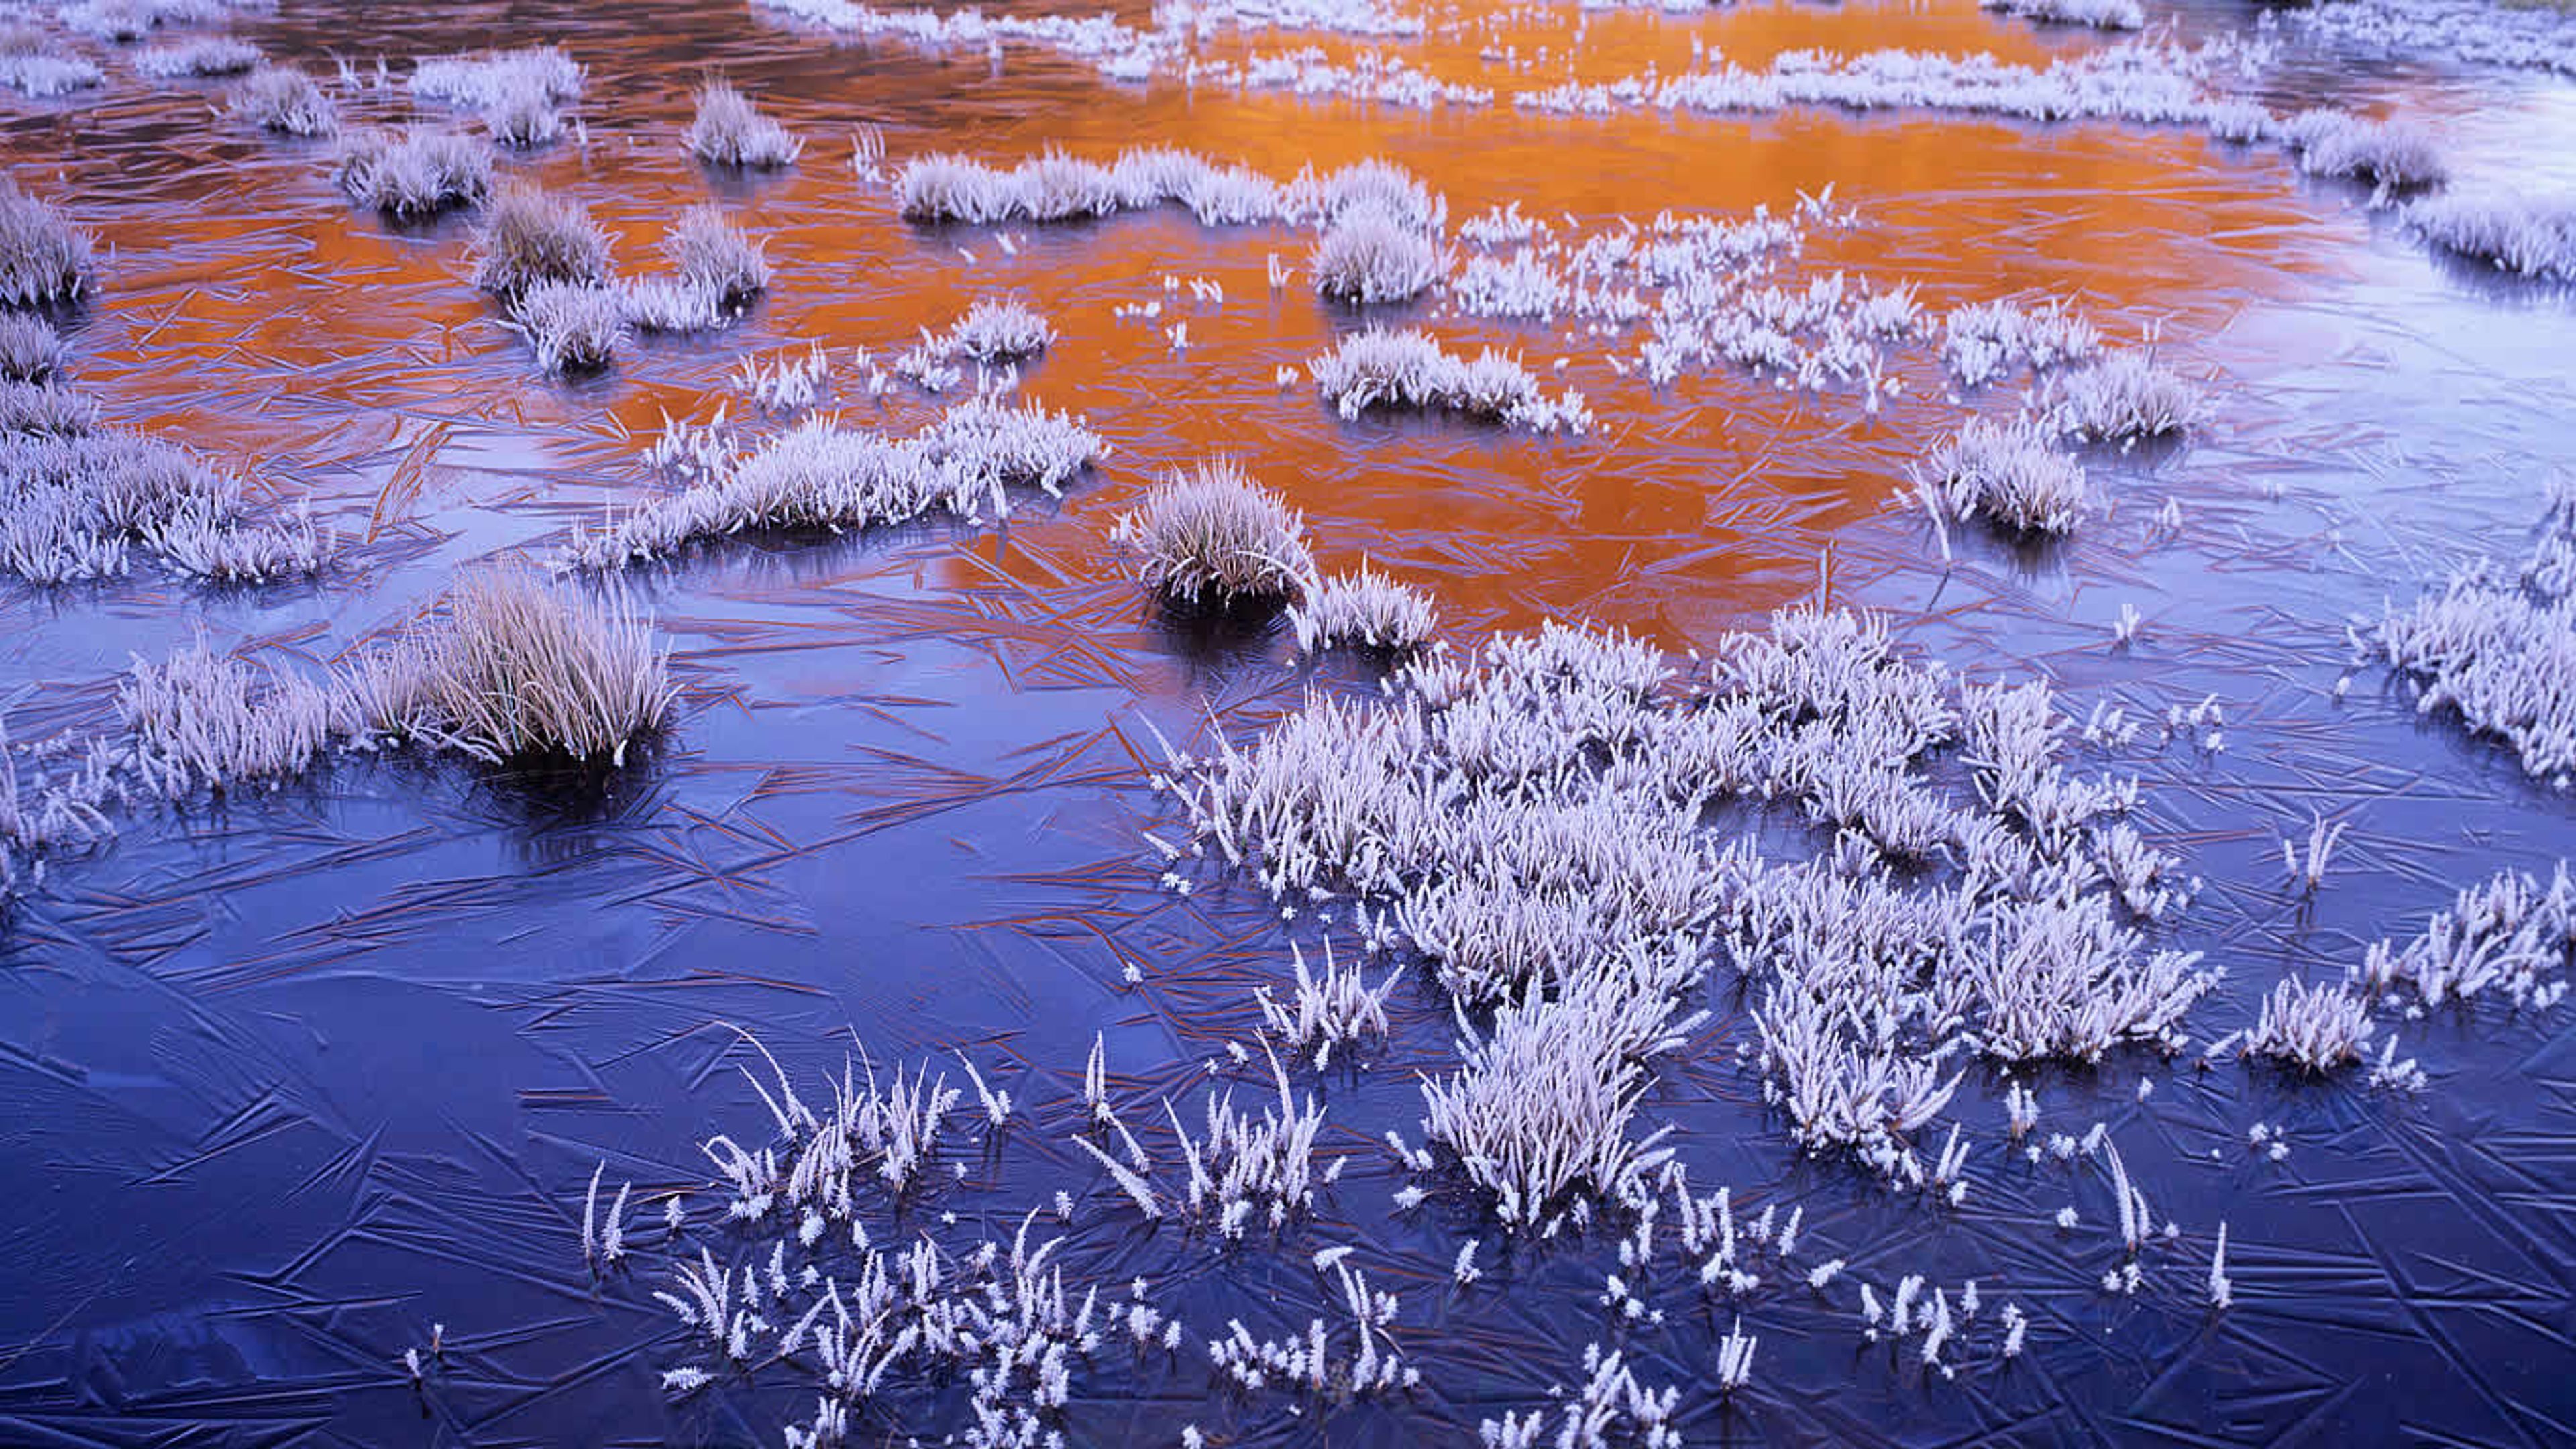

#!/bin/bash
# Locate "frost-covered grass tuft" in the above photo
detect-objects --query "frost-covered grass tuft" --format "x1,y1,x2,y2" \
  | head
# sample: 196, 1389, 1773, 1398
896, 152, 1014, 225
133, 36, 260, 78
0, 430, 330, 585
2052, 351, 2201, 440
366, 571, 674, 765
0, 313, 63, 382
1290, 564, 1438, 652
566, 397, 1104, 568
1917, 416, 2086, 536
2400, 190, 2576, 282
1114, 460, 1313, 610
230, 65, 337, 136
896, 145, 1296, 227
2245, 977, 2375, 1072
1310, 207, 1445, 304
506, 282, 625, 374
665, 204, 769, 306
1944, 297, 2102, 386
0, 380, 100, 436
483, 88, 564, 148
410, 46, 584, 109
0, 25, 102, 97
2365, 492, 2576, 784
1979, 0, 2143, 29
473, 182, 611, 297
1308, 327, 1592, 433
685, 78, 802, 168
0, 182, 95, 307
1307, 158, 1445, 232
944, 298, 1054, 362
2284, 110, 2449, 189
619, 277, 724, 334
334, 128, 492, 216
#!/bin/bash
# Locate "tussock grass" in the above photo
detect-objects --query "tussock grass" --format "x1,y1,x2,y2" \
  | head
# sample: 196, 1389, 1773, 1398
1979, 0, 2144, 29
664, 204, 769, 306
1290, 564, 1438, 653
618, 276, 724, 334
410, 46, 584, 109
0, 313, 62, 382
334, 128, 492, 216
0, 181, 96, 307
368, 571, 674, 765
230, 65, 337, 136
0, 431, 329, 584
1114, 461, 1313, 611
2051, 350, 2202, 440
472, 182, 611, 297
2285, 109, 2449, 189
2401, 190, 2576, 282
506, 281, 624, 374
0, 380, 98, 436
133, 36, 259, 78
1310, 207, 1445, 304
484, 89, 564, 148
566, 396, 1104, 568
945, 297, 1053, 361
1915, 416, 2086, 537
1309, 327, 1593, 433
684, 78, 802, 168
0, 24, 102, 97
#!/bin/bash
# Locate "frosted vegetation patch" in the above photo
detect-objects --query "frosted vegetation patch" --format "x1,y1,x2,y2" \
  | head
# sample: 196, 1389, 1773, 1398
2049, 350, 2203, 441
1114, 460, 1313, 611
2361, 484, 2576, 786
4, 574, 671, 883
333, 127, 492, 216
506, 282, 625, 374
229, 64, 337, 136
2273, 0, 2576, 76
685, 78, 803, 168
1943, 297, 2103, 387
1289, 564, 1438, 653
409, 44, 585, 110
0, 181, 95, 307
1979, 0, 2144, 31
472, 182, 612, 297
2283, 109, 2449, 189
1308, 327, 1593, 433
566, 397, 1105, 568
2400, 190, 2576, 283
1913, 415, 2088, 539
1156, 604, 2218, 1205
133, 36, 260, 78
0, 24, 103, 97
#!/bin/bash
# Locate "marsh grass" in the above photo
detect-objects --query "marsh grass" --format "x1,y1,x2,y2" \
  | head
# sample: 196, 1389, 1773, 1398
229, 65, 336, 136
472, 182, 612, 297
0, 313, 62, 382
2284, 109, 2449, 189
0, 24, 101, 97
505, 281, 624, 374
1309, 207, 1446, 304
0, 430, 331, 584
2401, 190, 2576, 282
0, 182, 95, 307
375, 572, 674, 766
1915, 416, 2087, 537
664, 204, 769, 306
944, 297, 1053, 361
2051, 350, 2202, 441
133, 35, 258, 78
1114, 461, 1313, 612
1289, 564, 1438, 653
0, 380, 99, 436
334, 128, 492, 216
410, 45, 584, 109
684, 78, 802, 168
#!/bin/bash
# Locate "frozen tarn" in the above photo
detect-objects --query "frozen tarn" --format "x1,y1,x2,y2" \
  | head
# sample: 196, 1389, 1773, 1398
564, 396, 1105, 568
1307, 327, 1593, 433
2361, 486, 2576, 785
2273, 0, 2576, 77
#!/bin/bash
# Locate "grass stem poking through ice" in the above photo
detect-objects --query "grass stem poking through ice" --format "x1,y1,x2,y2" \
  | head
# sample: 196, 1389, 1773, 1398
334, 128, 492, 217
472, 182, 612, 297
0, 181, 95, 307
1289, 563, 1438, 653
230, 65, 337, 136
1914, 415, 2086, 537
505, 282, 625, 374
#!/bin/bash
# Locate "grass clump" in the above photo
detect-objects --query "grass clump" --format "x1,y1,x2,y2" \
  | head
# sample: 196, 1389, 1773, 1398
1310, 207, 1446, 305
506, 282, 624, 374
472, 182, 612, 297
0, 431, 329, 584
0, 181, 96, 307
945, 298, 1053, 362
229, 65, 337, 136
334, 128, 492, 216
665, 204, 769, 307
0, 25, 103, 98
2401, 190, 2576, 282
1915, 416, 2086, 537
1309, 327, 1593, 433
684, 78, 802, 168
0, 313, 63, 382
0, 380, 99, 436
1290, 564, 1438, 653
2285, 110, 2449, 189
410, 46, 584, 109
1979, 0, 2144, 28
1114, 460, 1313, 612
2051, 350, 2202, 441
133, 36, 259, 78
